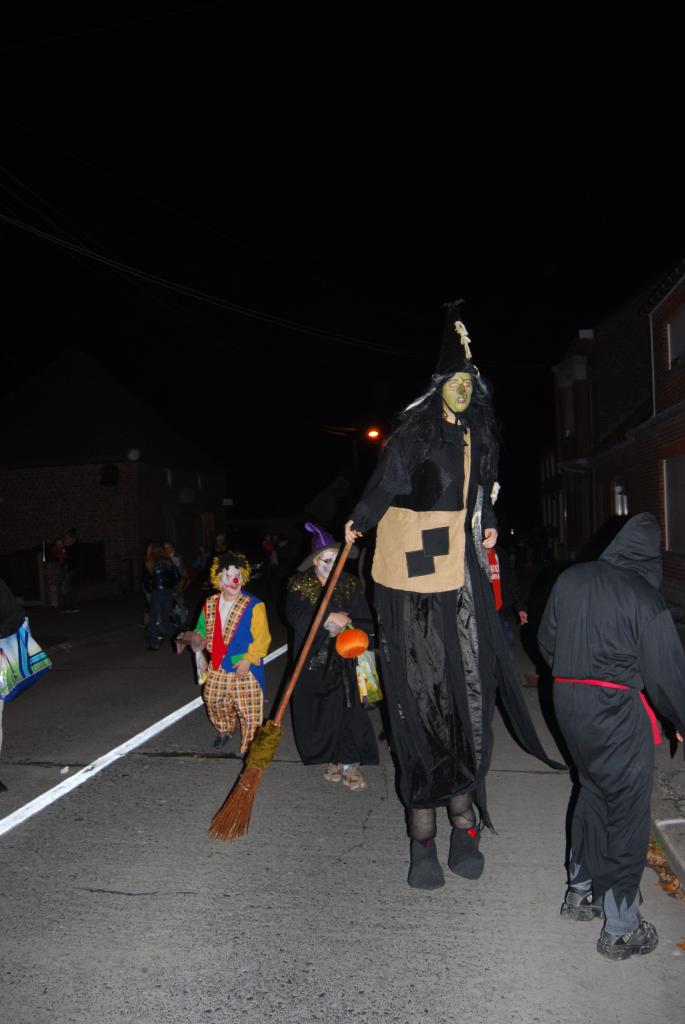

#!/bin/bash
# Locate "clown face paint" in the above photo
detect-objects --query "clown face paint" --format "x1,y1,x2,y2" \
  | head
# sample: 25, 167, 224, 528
219, 566, 243, 598
441, 372, 473, 415
313, 548, 338, 582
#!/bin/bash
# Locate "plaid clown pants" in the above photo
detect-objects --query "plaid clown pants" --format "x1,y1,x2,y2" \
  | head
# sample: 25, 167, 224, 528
202, 666, 264, 752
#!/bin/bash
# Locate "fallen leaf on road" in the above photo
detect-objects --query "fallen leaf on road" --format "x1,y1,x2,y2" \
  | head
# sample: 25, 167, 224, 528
647, 837, 685, 901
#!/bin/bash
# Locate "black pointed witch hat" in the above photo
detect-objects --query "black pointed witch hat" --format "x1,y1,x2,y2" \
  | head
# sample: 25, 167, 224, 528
435, 299, 477, 376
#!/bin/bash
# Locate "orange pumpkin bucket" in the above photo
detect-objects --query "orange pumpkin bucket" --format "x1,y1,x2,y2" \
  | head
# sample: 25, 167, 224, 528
335, 626, 369, 659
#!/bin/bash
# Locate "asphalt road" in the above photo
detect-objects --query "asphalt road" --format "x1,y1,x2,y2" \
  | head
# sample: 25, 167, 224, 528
1, 587, 684, 1024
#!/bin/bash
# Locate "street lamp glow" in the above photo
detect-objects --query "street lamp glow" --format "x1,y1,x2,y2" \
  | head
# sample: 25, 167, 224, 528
366, 427, 381, 440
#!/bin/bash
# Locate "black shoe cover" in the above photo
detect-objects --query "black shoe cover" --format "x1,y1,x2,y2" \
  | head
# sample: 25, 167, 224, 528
597, 920, 658, 960
448, 825, 484, 879
408, 839, 445, 890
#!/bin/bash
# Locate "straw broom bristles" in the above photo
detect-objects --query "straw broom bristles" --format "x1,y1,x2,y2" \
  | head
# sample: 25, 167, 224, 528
208, 719, 281, 841
208, 539, 355, 842
208, 765, 264, 841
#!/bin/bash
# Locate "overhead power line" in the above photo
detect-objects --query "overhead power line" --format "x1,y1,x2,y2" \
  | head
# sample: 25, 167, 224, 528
0, 2, 231, 54
0, 210, 416, 357
0, 162, 211, 328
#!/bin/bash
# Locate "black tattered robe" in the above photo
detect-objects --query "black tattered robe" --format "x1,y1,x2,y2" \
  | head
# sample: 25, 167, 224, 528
350, 419, 559, 821
286, 569, 379, 767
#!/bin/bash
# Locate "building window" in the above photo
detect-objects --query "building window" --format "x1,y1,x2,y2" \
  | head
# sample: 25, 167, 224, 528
196, 473, 203, 491
664, 455, 685, 553
667, 306, 685, 368
613, 480, 629, 516
164, 467, 173, 488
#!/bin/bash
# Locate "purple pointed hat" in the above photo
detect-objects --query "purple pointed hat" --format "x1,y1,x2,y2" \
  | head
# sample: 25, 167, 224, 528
297, 521, 358, 571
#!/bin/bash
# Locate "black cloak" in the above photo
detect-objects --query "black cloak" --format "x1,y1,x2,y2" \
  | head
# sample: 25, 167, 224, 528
286, 568, 379, 767
350, 419, 561, 823
538, 513, 685, 743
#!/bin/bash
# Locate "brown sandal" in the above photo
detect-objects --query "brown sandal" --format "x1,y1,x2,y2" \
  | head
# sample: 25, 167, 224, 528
342, 765, 367, 791
323, 762, 343, 783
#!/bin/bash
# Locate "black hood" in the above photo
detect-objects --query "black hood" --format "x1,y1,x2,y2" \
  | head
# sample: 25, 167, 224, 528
599, 513, 662, 589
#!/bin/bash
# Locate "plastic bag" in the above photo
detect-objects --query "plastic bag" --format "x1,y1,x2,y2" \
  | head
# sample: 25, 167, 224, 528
0, 618, 53, 703
355, 649, 382, 707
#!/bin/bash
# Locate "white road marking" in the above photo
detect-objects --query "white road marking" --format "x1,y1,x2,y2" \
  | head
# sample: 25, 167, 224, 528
0, 643, 288, 839
655, 818, 685, 828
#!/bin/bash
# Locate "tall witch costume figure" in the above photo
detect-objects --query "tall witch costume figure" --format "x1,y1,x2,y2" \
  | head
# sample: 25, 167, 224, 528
345, 303, 561, 889
286, 523, 379, 791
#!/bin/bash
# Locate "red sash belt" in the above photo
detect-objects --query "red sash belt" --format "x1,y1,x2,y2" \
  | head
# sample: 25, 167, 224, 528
554, 677, 661, 745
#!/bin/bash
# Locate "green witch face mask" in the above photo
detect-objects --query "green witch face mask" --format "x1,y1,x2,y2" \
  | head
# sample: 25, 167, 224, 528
441, 372, 473, 414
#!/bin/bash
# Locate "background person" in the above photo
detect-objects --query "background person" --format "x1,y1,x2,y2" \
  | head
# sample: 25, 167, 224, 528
142, 543, 180, 650
0, 578, 25, 793
61, 527, 80, 612
0, 578, 52, 792
487, 540, 528, 662
286, 523, 378, 791
163, 540, 191, 628
538, 513, 685, 960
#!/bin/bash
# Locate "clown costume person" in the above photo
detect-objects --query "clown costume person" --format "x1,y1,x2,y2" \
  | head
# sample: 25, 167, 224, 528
191, 552, 271, 753
344, 302, 562, 889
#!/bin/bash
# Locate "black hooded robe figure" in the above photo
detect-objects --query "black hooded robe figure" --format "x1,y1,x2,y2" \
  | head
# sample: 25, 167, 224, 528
345, 304, 561, 889
538, 513, 685, 960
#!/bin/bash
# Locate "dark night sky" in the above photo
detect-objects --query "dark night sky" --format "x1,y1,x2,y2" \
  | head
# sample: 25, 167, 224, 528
1, 7, 683, 528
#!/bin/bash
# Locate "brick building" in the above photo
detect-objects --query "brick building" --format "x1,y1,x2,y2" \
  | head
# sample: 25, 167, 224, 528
550, 329, 594, 560
643, 261, 685, 608
539, 444, 564, 559
0, 353, 225, 601
589, 282, 655, 530
550, 262, 685, 611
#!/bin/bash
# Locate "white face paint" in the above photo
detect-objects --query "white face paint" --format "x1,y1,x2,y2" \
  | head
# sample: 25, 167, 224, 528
219, 565, 243, 597
313, 548, 338, 581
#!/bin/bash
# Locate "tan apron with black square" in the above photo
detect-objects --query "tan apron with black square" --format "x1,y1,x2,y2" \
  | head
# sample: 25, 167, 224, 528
372, 430, 471, 594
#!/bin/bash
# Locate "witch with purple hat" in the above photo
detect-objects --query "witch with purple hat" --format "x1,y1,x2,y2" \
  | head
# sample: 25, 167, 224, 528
285, 523, 379, 790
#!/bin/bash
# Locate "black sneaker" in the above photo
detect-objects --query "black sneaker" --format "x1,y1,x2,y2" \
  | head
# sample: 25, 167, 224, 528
560, 886, 603, 921
597, 920, 658, 961
0, 780, 7, 793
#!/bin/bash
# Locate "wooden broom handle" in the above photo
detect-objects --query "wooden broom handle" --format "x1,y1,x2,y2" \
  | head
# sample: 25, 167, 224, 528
272, 539, 354, 727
